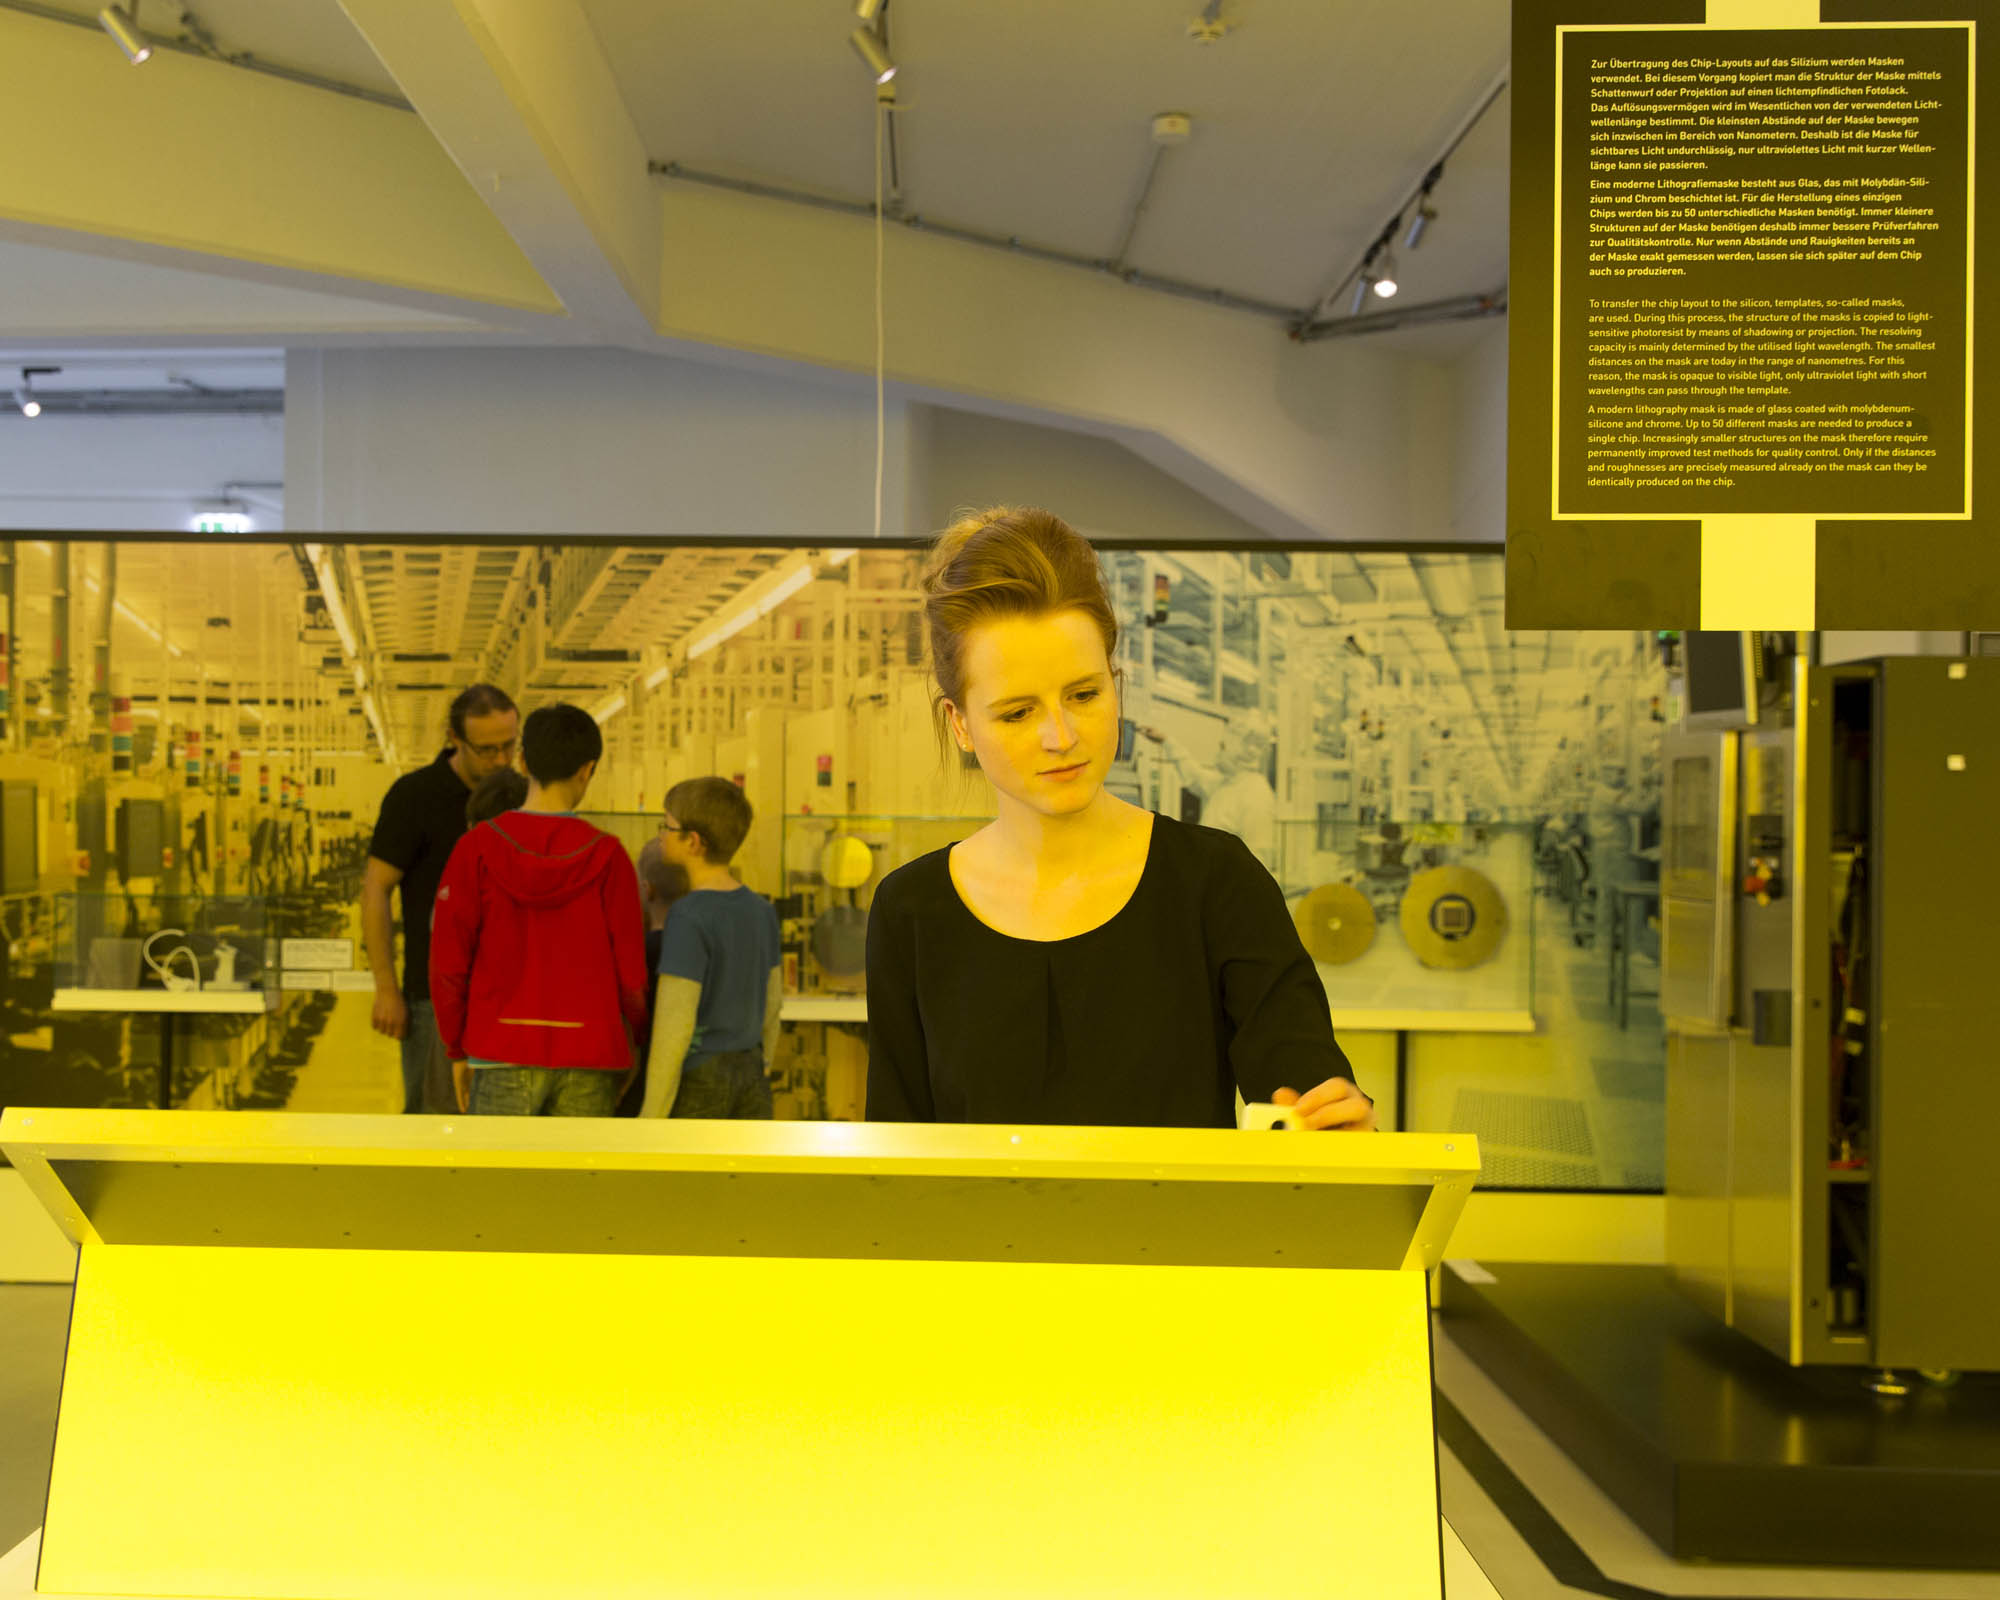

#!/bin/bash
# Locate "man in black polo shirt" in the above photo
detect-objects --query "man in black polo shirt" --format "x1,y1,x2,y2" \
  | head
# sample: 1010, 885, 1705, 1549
363, 683, 520, 1113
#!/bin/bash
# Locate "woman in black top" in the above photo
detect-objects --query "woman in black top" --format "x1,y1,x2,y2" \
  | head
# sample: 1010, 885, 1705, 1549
866, 507, 1373, 1132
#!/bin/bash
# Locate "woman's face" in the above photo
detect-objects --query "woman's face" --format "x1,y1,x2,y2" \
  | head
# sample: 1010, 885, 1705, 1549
946, 609, 1118, 818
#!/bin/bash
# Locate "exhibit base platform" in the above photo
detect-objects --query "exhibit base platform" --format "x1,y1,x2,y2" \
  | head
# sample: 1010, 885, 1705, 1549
1436, 1262, 2000, 1571
0, 1526, 1504, 1600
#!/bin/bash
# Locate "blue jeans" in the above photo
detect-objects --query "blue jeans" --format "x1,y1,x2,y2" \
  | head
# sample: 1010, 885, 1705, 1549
399, 998, 453, 1115
670, 1049, 774, 1119
470, 1065, 625, 1117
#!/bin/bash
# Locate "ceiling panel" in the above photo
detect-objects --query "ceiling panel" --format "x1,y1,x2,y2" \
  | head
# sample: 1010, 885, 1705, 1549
582, 0, 1509, 312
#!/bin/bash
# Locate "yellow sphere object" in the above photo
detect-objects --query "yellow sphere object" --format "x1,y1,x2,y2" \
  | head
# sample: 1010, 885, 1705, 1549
820, 834, 875, 890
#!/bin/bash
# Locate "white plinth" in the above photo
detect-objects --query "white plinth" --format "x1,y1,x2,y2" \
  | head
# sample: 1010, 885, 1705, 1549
777, 994, 866, 1022
50, 989, 271, 1015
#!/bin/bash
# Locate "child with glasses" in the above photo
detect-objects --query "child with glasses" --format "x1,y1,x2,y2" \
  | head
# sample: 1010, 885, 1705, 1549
639, 777, 782, 1119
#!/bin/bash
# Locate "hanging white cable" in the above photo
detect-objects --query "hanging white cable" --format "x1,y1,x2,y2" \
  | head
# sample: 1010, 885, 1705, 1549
873, 96, 886, 541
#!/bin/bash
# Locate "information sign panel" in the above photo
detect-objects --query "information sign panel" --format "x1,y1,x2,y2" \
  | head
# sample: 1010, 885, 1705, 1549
1509, 2, 1993, 627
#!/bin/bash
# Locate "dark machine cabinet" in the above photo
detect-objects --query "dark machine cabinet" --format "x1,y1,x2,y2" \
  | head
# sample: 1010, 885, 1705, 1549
1869, 660, 2000, 1371
0, 780, 37, 895
1670, 656, 2000, 1373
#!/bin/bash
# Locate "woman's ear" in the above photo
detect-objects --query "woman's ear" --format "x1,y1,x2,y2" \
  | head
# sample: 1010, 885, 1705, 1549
943, 699, 973, 754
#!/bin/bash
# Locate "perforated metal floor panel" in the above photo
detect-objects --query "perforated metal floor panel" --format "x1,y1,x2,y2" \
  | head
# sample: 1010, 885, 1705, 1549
1474, 1152, 1602, 1189
1450, 1090, 1595, 1160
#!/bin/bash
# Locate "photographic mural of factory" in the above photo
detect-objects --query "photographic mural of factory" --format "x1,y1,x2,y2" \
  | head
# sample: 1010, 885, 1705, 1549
0, 539, 1667, 1185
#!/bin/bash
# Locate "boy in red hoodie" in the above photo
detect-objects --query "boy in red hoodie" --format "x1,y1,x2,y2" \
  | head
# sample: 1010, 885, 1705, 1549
430, 703, 648, 1116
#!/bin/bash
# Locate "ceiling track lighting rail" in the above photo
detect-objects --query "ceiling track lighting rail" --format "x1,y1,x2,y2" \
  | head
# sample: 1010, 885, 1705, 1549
1295, 288, 1508, 342
649, 161, 1306, 324
1297, 67, 1509, 332
1109, 112, 1194, 277
0, 386, 282, 418
0, 0, 412, 111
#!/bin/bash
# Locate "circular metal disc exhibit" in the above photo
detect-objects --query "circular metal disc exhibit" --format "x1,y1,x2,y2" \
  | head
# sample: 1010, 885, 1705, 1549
819, 834, 875, 890
1399, 866, 1508, 970
810, 904, 869, 978
1293, 883, 1377, 965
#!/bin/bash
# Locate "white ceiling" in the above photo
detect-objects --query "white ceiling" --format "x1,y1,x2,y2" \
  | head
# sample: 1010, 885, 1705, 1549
583, 0, 1510, 316
16, 0, 1510, 328
0, 238, 493, 348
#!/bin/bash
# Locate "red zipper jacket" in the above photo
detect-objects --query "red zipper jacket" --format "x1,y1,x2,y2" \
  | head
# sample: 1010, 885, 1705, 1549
429, 811, 649, 1070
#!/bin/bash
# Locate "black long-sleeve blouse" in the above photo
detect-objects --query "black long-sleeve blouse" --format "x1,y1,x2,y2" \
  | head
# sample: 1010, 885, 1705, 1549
864, 814, 1358, 1127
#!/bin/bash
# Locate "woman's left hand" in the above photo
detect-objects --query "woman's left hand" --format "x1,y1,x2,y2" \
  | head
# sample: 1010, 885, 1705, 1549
1272, 1078, 1377, 1132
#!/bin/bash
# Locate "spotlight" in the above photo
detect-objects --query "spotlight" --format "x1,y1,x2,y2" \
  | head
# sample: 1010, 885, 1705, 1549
1372, 251, 1400, 298
1405, 162, 1444, 249
16, 366, 56, 418
97, 4, 151, 65
849, 26, 896, 84
853, 0, 886, 21
1405, 199, 1437, 250
1350, 276, 1374, 317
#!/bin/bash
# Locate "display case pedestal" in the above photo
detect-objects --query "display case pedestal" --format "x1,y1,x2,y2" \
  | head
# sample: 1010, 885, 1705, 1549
49, 991, 271, 1110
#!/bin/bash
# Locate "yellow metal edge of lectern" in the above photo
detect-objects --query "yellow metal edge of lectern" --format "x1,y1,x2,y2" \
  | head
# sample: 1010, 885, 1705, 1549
3, 1109, 1479, 1600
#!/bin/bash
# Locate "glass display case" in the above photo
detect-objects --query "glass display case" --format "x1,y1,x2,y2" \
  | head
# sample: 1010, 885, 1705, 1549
1272, 819, 1536, 1021
777, 815, 973, 994
54, 892, 270, 998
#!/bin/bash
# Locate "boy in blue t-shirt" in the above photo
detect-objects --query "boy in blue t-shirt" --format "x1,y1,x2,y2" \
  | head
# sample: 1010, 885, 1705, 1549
638, 777, 783, 1119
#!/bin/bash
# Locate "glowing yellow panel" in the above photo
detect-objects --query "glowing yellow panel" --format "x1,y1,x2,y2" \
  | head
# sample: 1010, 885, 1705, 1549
43, 1246, 1440, 1598
1700, 516, 1817, 628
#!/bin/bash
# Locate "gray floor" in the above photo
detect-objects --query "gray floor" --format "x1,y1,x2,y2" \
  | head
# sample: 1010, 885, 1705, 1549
0, 1282, 69, 1558
1432, 1322, 2000, 1599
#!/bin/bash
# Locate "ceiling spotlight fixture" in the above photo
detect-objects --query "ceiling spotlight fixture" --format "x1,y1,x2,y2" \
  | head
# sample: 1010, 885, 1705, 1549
853, 0, 886, 22
16, 366, 57, 418
849, 25, 896, 85
1405, 162, 1443, 250
1372, 251, 1401, 298
1350, 275, 1375, 317
1405, 198, 1438, 250
98, 3, 152, 65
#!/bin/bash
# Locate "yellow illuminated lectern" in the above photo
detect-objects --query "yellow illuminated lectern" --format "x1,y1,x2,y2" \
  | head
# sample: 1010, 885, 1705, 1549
1, 1109, 1477, 1600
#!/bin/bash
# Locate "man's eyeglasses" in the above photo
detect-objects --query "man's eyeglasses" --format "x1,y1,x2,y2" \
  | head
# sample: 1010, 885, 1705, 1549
463, 738, 517, 759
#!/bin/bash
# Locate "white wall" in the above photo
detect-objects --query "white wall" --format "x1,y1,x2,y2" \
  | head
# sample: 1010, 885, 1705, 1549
910, 405, 1285, 544
285, 342, 1478, 549
287, 346, 906, 538
0, 414, 283, 532
1818, 631, 1966, 664
1445, 322, 1508, 546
